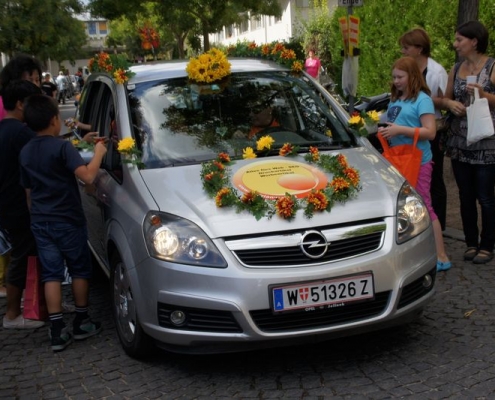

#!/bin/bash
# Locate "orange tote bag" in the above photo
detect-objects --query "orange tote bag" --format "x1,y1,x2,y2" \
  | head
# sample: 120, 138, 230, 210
377, 128, 423, 187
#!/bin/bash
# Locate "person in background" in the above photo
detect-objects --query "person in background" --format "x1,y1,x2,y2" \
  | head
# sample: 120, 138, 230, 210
0, 80, 45, 329
379, 56, 451, 272
441, 20, 495, 264
304, 48, 321, 80
41, 73, 57, 99
19, 94, 107, 351
399, 28, 449, 231
56, 71, 67, 105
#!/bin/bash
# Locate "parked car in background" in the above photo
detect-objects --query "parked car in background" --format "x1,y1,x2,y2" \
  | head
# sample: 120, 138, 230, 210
74, 58, 437, 357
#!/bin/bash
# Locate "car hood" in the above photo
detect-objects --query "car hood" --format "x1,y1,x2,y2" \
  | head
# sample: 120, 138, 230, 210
139, 148, 402, 239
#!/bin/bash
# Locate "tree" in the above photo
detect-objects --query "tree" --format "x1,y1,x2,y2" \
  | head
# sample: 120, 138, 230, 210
457, 0, 479, 27
0, 0, 86, 62
88, 0, 282, 51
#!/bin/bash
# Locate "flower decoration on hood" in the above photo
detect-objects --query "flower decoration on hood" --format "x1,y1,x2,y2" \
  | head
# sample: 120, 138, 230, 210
201, 138, 361, 221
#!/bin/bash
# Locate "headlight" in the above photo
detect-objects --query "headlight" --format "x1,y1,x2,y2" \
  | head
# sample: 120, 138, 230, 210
396, 183, 430, 244
143, 212, 227, 268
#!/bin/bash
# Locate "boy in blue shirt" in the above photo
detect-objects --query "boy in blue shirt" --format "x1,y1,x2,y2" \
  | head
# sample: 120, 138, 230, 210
19, 94, 107, 351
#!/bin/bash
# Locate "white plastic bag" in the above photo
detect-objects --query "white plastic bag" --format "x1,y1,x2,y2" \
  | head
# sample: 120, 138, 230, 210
466, 87, 495, 146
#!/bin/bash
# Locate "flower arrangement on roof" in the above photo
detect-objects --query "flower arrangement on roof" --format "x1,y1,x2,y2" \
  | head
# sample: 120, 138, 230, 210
88, 52, 135, 84
348, 110, 380, 136
186, 48, 232, 83
226, 40, 305, 73
201, 136, 361, 221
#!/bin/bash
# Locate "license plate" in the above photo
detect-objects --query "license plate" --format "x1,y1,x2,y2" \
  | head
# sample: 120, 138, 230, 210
271, 273, 374, 312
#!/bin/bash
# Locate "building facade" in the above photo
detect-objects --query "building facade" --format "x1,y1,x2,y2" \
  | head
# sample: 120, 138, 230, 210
209, 0, 339, 47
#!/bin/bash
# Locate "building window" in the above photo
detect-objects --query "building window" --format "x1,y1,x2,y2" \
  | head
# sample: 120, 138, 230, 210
87, 22, 97, 35
99, 21, 108, 35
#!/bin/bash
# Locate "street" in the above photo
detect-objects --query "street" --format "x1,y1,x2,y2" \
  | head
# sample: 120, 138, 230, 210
59, 101, 77, 137
1, 233, 495, 398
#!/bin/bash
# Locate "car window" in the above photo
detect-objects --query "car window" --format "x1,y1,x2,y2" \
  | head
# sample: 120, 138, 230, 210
128, 71, 356, 169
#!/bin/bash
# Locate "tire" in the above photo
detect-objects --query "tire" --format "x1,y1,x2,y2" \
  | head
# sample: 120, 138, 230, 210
110, 252, 153, 358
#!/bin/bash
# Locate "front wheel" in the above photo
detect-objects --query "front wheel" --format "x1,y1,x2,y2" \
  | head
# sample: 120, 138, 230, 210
111, 252, 153, 358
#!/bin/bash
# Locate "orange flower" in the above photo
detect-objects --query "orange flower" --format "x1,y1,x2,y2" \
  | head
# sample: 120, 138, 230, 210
241, 191, 256, 204
331, 177, 350, 192
281, 49, 296, 60
248, 42, 257, 49
204, 172, 214, 181
292, 61, 303, 72
213, 160, 225, 171
215, 188, 231, 207
344, 167, 360, 186
275, 195, 296, 219
309, 146, 320, 161
218, 152, 230, 163
262, 44, 271, 55
307, 191, 328, 211
271, 43, 285, 55
337, 154, 348, 168
279, 143, 294, 156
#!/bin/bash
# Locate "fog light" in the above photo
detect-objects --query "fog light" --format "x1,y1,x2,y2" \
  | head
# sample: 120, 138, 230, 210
170, 310, 186, 326
422, 274, 433, 288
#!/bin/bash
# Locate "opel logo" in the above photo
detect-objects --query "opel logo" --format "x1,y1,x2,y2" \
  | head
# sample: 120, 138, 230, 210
300, 230, 329, 259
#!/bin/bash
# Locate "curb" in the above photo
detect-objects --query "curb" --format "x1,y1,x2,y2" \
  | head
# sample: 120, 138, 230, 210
443, 226, 464, 241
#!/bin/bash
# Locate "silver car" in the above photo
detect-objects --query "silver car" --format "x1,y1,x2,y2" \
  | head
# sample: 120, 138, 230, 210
76, 58, 436, 357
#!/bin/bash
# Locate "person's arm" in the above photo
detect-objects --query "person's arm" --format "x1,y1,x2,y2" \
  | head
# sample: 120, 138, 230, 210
25, 189, 31, 210
74, 141, 107, 184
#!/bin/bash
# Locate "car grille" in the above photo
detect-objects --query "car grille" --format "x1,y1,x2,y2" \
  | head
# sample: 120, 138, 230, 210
226, 221, 386, 268
232, 231, 384, 267
157, 303, 242, 333
397, 267, 436, 309
250, 291, 390, 332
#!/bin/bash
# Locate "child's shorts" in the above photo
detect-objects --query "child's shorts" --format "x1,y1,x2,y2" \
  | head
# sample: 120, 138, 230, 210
31, 221, 92, 282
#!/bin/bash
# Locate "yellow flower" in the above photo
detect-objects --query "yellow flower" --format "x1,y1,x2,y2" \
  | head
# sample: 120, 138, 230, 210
71, 139, 80, 146
117, 138, 136, 153
243, 147, 257, 159
113, 68, 127, 84
186, 48, 231, 83
348, 115, 363, 126
326, 129, 333, 137
367, 110, 380, 123
256, 135, 275, 151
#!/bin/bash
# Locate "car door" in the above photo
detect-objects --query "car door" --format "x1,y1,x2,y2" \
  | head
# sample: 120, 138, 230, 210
76, 76, 121, 274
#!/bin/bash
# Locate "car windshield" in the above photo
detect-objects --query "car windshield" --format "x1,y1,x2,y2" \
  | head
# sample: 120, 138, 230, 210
128, 71, 356, 169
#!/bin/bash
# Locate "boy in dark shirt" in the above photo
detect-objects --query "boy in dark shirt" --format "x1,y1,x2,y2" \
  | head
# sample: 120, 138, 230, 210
0, 80, 45, 330
19, 94, 107, 351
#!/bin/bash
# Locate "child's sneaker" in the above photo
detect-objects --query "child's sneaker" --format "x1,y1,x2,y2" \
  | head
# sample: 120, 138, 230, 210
73, 318, 102, 340
50, 327, 73, 352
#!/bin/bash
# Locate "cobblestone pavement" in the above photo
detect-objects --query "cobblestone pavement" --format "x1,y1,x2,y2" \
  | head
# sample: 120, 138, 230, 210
1, 233, 495, 399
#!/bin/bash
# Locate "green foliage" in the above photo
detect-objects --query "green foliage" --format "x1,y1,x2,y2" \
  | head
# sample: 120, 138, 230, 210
296, 0, 335, 76
0, 0, 86, 61
328, 0, 462, 97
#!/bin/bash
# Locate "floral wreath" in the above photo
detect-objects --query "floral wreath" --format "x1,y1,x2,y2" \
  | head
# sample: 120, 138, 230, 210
88, 52, 135, 84
226, 41, 304, 73
201, 136, 361, 221
186, 48, 231, 83
348, 110, 380, 136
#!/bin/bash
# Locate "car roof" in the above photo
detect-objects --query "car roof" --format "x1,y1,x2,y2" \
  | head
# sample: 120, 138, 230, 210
127, 58, 289, 85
